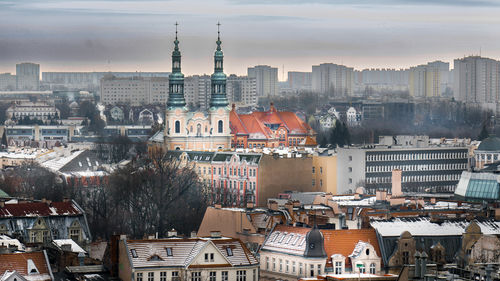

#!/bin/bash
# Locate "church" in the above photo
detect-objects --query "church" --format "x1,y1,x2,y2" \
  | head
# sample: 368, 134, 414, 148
163, 25, 231, 151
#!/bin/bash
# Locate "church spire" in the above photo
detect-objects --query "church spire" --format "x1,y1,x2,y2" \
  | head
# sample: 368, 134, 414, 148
167, 22, 186, 109
210, 22, 229, 109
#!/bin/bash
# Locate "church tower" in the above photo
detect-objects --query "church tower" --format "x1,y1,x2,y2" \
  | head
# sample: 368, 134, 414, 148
209, 22, 231, 149
164, 23, 188, 149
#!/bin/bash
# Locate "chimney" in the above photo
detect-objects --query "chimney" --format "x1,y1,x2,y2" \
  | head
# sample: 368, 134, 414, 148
420, 251, 428, 278
210, 231, 222, 238
78, 252, 85, 266
391, 169, 402, 197
268, 200, 279, 211
414, 251, 421, 279
167, 229, 177, 238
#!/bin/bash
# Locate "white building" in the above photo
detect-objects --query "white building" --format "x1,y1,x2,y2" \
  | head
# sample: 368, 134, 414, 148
16, 63, 40, 91
6, 101, 60, 122
227, 75, 257, 107
247, 65, 279, 97
346, 107, 361, 127
118, 232, 259, 281
100, 75, 169, 105
409, 61, 450, 98
0, 73, 16, 91
312, 63, 354, 97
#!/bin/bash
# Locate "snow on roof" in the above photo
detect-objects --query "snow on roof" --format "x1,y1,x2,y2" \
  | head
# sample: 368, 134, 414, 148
348, 241, 369, 258
52, 239, 86, 254
370, 217, 500, 237
40, 150, 85, 172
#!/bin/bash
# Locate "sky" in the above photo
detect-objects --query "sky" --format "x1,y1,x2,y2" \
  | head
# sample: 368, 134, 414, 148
1, 0, 500, 79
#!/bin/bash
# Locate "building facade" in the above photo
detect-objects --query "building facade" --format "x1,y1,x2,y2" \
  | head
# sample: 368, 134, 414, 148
288, 71, 312, 92
118, 235, 259, 281
0, 73, 16, 91
227, 75, 257, 107
16, 63, 40, 91
409, 61, 449, 98
337, 137, 469, 194
247, 65, 279, 97
6, 101, 60, 122
100, 75, 168, 105
163, 27, 231, 151
312, 63, 354, 97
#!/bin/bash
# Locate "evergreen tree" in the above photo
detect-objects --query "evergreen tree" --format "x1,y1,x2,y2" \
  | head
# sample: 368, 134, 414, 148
1, 130, 7, 148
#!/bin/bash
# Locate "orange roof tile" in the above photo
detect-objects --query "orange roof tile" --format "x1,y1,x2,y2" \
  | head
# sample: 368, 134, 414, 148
0, 252, 51, 278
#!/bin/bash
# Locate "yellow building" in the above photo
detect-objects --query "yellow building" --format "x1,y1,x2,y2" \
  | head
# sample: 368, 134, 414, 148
312, 152, 337, 194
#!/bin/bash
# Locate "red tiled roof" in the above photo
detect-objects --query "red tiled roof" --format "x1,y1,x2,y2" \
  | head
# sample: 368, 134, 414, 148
322, 228, 382, 269
0, 252, 51, 277
0, 201, 81, 218
229, 106, 314, 140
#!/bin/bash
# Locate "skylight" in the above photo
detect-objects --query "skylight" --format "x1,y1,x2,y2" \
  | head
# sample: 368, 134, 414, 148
166, 247, 173, 256
226, 247, 233, 256
130, 249, 138, 258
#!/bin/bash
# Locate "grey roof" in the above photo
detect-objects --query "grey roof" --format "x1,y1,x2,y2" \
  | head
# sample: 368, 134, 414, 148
59, 150, 103, 173
477, 136, 500, 151
166, 151, 216, 163
212, 152, 261, 164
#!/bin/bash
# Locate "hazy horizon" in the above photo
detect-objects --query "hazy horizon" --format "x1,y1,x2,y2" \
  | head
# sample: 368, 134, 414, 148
1, 0, 500, 80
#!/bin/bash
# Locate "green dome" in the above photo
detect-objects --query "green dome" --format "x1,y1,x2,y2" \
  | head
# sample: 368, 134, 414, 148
478, 136, 500, 151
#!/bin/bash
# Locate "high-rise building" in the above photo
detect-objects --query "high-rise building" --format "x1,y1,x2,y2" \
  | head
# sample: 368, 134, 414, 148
0, 73, 16, 91
453, 56, 500, 105
100, 75, 168, 105
287, 71, 312, 92
247, 65, 279, 97
409, 61, 449, 98
227, 75, 257, 107
184, 75, 211, 110
311, 63, 354, 96
16, 63, 40, 91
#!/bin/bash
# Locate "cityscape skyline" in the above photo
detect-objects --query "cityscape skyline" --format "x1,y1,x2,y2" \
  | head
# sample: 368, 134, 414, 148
1, 0, 500, 79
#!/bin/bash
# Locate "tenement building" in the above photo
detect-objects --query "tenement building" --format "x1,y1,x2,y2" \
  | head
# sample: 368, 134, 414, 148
163, 25, 231, 151
337, 135, 469, 194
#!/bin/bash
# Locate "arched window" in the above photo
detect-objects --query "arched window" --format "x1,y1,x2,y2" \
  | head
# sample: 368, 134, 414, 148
370, 263, 376, 274
175, 121, 180, 133
218, 120, 223, 133
197, 124, 201, 136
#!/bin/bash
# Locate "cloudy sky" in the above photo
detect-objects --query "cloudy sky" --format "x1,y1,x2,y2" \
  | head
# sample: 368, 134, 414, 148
1, 0, 499, 78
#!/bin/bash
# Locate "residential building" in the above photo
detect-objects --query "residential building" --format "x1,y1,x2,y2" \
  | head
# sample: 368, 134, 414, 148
247, 65, 279, 97
227, 75, 257, 107
288, 71, 312, 92
312, 152, 337, 194
117, 234, 259, 281
16, 63, 40, 91
312, 63, 354, 97
409, 61, 449, 98
100, 75, 168, 105
453, 56, 500, 106
6, 101, 60, 122
167, 151, 312, 207
42, 71, 169, 91
230, 103, 316, 149
162, 29, 231, 151
259, 225, 382, 280
337, 135, 469, 194
0, 199, 91, 246
0, 251, 54, 281
0, 73, 16, 91
184, 75, 211, 110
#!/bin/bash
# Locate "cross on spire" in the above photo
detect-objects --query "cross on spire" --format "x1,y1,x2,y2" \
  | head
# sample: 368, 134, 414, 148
175, 22, 179, 39
217, 21, 221, 39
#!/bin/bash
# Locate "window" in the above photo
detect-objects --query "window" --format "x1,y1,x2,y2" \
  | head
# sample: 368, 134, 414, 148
272, 258, 276, 271
253, 269, 257, 281
312, 166, 315, 173
210, 253, 214, 262
279, 259, 283, 272
359, 264, 366, 273
236, 270, 246, 281
172, 272, 179, 281
226, 247, 233, 256
136, 273, 143, 281
131, 249, 138, 258
191, 272, 201, 281
148, 272, 154, 281
402, 251, 409, 264
160, 272, 166, 281
335, 261, 342, 274
175, 120, 180, 133
299, 262, 303, 275
166, 248, 173, 256
320, 167, 323, 174
312, 179, 315, 186
292, 261, 296, 273
286, 260, 289, 273
205, 253, 209, 262
317, 264, 321, 275
370, 263, 376, 274
222, 271, 228, 281
266, 257, 269, 270
218, 120, 223, 133
310, 264, 314, 277
209, 271, 216, 281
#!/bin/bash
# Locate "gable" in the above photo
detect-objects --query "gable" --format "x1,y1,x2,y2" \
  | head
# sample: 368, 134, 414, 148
188, 242, 231, 267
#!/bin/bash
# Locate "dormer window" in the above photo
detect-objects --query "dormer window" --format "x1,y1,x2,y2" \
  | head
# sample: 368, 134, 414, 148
166, 247, 173, 256
148, 255, 163, 261
131, 249, 138, 258
226, 247, 233, 256
27, 259, 39, 275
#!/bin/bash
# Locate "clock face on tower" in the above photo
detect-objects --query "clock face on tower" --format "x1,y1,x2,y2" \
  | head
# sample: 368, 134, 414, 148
310, 243, 315, 249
